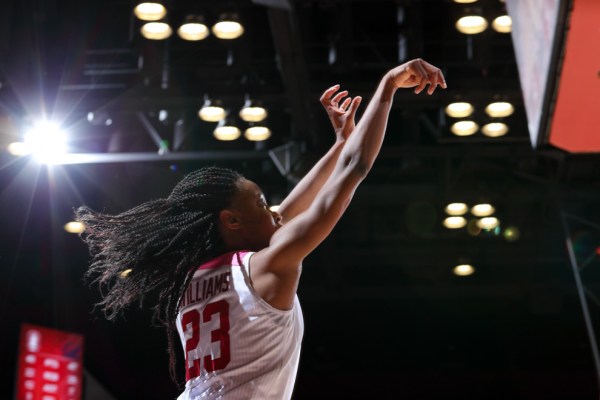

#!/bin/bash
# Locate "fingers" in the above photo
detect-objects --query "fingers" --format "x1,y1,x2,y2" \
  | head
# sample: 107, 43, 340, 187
320, 84, 340, 105
409, 59, 447, 95
320, 84, 358, 111
415, 80, 429, 95
410, 59, 429, 80
331, 90, 349, 106
437, 69, 447, 89
427, 72, 439, 95
347, 96, 362, 118
340, 97, 352, 111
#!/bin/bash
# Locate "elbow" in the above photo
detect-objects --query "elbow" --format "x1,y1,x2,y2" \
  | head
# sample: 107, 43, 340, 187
342, 153, 371, 179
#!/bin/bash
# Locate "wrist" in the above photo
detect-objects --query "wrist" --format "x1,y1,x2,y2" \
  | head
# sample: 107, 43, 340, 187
334, 135, 347, 146
381, 72, 399, 99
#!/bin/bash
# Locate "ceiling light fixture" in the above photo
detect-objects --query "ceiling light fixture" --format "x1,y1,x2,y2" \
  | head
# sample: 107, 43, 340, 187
214, 116, 241, 141
443, 216, 467, 229
477, 217, 500, 230
244, 125, 271, 141
471, 203, 495, 217
482, 122, 509, 137
492, 15, 512, 33
485, 101, 514, 117
453, 264, 475, 276
239, 99, 268, 122
212, 13, 244, 40
456, 9, 488, 35
450, 120, 479, 136
445, 203, 469, 216
198, 98, 226, 122
445, 102, 474, 118
178, 15, 209, 41
134, 2, 166, 21
141, 21, 173, 40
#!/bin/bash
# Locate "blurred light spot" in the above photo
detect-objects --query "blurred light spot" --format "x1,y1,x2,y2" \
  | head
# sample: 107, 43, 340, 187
453, 264, 475, 276
467, 218, 482, 236
504, 226, 520, 242
120, 269, 133, 278
64, 221, 85, 234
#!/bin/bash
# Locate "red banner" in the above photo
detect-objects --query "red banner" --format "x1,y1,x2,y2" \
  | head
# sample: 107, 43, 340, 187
15, 324, 84, 400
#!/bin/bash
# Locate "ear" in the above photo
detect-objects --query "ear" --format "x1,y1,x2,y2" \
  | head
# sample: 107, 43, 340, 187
219, 209, 242, 230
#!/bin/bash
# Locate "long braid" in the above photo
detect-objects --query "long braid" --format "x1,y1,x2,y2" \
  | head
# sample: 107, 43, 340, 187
76, 166, 243, 382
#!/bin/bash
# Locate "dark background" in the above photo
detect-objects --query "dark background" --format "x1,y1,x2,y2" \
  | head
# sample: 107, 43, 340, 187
1, 0, 600, 399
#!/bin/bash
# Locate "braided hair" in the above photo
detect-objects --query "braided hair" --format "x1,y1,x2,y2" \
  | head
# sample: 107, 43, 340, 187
76, 166, 243, 382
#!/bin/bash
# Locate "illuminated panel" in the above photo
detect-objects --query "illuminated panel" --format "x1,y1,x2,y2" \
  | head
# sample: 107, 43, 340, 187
506, 0, 561, 148
15, 324, 84, 400
548, 0, 600, 153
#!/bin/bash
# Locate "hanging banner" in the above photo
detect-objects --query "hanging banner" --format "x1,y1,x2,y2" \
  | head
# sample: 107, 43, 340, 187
15, 323, 84, 400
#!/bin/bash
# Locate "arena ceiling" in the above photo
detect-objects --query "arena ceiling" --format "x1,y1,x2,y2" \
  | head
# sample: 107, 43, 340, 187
1, 0, 600, 398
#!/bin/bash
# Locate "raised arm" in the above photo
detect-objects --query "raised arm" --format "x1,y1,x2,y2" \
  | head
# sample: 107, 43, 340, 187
251, 59, 446, 309
277, 86, 362, 222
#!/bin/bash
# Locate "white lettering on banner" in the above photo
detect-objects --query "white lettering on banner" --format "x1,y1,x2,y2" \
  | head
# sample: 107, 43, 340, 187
67, 375, 78, 384
24, 380, 35, 390
67, 362, 79, 371
25, 355, 37, 364
43, 371, 60, 382
42, 396, 56, 400
44, 358, 60, 369
24, 368, 36, 378
42, 383, 58, 393
26, 330, 41, 352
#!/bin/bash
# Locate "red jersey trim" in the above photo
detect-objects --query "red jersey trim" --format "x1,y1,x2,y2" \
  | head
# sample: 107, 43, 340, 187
198, 251, 250, 270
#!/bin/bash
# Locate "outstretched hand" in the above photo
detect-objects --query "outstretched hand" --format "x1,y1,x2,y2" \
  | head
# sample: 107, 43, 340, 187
388, 58, 447, 95
320, 85, 362, 141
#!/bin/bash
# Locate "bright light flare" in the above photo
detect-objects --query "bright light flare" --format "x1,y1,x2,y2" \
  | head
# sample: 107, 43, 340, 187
23, 121, 67, 164
7, 142, 30, 156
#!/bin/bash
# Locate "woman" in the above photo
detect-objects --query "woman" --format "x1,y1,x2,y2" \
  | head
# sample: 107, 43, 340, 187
77, 58, 446, 399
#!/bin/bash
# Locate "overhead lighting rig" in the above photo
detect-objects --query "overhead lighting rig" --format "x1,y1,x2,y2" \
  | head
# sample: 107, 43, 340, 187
133, 5, 245, 42
445, 98, 515, 139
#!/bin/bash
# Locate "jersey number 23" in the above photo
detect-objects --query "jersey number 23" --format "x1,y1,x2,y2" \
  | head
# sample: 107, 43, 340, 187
181, 299, 231, 380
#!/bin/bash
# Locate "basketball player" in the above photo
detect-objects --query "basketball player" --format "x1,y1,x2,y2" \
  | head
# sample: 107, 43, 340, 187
76, 58, 446, 399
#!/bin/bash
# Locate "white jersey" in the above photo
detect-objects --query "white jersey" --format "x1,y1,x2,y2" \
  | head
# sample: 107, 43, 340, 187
176, 251, 304, 400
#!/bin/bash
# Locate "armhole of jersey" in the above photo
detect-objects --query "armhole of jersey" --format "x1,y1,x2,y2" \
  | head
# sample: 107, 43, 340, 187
242, 251, 296, 315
